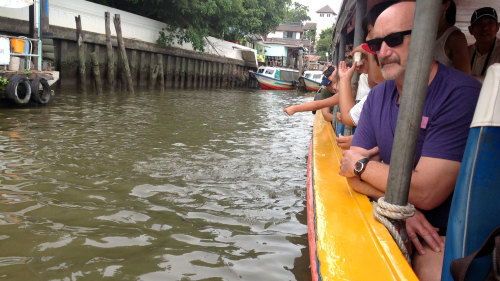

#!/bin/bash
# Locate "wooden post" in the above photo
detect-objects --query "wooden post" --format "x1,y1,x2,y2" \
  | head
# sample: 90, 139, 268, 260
139, 51, 147, 88
130, 50, 138, 87
180, 57, 187, 89
158, 54, 165, 91
207, 61, 213, 88
113, 14, 134, 93
200, 61, 205, 88
166, 55, 173, 88
105, 12, 115, 91
186, 59, 193, 89
193, 60, 199, 89
90, 52, 103, 94
75, 15, 86, 93
149, 53, 159, 90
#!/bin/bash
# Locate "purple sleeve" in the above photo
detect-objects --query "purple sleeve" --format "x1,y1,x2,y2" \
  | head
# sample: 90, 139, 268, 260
421, 85, 480, 161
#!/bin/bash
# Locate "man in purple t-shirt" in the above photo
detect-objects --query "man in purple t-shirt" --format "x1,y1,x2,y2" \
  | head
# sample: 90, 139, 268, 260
338, 2, 481, 280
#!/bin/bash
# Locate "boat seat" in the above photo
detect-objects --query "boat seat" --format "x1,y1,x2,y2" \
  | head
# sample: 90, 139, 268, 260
442, 63, 500, 281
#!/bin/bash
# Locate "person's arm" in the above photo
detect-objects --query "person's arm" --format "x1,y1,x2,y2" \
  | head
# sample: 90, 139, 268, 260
446, 30, 471, 75
321, 107, 333, 122
337, 61, 357, 126
340, 147, 460, 210
284, 94, 339, 115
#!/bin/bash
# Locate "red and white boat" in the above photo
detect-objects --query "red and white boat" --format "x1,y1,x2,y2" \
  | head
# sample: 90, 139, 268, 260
253, 66, 298, 90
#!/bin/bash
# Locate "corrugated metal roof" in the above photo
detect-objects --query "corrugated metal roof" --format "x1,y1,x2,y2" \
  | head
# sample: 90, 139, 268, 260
275, 24, 305, 32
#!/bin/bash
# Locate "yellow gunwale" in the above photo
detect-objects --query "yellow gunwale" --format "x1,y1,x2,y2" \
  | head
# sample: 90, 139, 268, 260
310, 111, 419, 280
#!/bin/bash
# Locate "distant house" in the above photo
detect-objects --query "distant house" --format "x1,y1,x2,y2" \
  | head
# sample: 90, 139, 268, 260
312, 5, 337, 46
263, 23, 311, 68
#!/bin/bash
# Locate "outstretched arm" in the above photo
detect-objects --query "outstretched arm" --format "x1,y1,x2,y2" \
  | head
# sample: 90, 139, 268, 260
284, 94, 339, 115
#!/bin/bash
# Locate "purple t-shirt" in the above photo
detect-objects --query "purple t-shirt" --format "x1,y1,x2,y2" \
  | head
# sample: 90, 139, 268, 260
351, 63, 481, 229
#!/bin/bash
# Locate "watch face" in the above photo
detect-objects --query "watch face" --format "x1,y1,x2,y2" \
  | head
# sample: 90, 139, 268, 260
355, 162, 363, 172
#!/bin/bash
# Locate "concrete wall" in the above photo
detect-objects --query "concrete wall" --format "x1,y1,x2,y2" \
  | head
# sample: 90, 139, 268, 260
0, 0, 259, 89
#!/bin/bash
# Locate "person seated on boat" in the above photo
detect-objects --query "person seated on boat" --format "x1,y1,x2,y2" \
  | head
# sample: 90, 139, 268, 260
338, 2, 481, 280
335, 1, 398, 150
434, 0, 471, 74
283, 65, 339, 119
468, 7, 500, 81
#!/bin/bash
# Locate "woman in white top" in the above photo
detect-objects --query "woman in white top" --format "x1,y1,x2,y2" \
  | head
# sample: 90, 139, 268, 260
434, 0, 471, 74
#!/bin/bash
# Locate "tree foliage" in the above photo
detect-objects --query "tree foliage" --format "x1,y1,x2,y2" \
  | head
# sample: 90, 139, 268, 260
316, 26, 334, 60
283, 2, 310, 24
88, 0, 291, 51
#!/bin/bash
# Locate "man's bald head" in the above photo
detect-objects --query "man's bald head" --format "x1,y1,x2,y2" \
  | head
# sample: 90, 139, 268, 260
374, 1, 415, 38
373, 1, 416, 81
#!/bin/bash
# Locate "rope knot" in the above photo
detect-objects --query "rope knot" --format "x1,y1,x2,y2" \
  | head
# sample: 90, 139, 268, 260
372, 197, 416, 264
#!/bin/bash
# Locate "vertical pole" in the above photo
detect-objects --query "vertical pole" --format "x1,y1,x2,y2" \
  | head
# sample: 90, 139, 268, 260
298, 49, 304, 76
113, 14, 134, 94
385, 0, 442, 205
75, 15, 86, 93
90, 52, 103, 94
105, 12, 115, 91
338, 31, 346, 64
158, 54, 164, 91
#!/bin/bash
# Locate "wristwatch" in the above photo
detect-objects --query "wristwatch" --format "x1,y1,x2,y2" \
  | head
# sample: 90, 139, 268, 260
354, 158, 370, 179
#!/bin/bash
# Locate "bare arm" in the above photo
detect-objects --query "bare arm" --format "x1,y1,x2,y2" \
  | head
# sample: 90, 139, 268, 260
284, 94, 339, 115
337, 61, 357, 126
340, 146, 460, 210
446, 30, 471, 75
321, 107, 333, 122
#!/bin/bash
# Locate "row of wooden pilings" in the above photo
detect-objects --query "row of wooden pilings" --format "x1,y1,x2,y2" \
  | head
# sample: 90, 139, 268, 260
68, 12, 256, 94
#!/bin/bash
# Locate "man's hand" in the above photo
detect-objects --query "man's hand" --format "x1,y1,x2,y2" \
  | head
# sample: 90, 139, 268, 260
339, 147, 379, 177
336, 134, 354, 150
406, 209, 444, 255
284, 106, 296, 116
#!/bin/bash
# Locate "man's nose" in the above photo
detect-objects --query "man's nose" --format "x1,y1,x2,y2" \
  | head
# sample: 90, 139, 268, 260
377, 41, 391, 58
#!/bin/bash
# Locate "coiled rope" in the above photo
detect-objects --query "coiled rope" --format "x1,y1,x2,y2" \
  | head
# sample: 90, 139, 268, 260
372, 197, 415, 263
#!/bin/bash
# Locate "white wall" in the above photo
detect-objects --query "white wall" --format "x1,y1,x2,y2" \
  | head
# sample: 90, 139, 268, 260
0, 0, 256, 61
267, 31, 283, 39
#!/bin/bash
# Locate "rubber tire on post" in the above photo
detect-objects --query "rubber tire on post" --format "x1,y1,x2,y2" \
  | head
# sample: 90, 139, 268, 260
30, 78, 51, 104
5, 74, 31, 104
42, 45, 55, 53
41, 38, 53, 45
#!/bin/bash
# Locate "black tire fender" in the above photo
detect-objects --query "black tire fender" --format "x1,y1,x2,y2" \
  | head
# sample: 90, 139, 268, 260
6, 74, 31, 104
30, 78, 51, 104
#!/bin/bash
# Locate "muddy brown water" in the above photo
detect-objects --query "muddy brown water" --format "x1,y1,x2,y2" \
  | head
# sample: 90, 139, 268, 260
0, 87, 314, 280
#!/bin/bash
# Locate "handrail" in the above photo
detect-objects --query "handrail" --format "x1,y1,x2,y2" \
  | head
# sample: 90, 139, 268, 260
2, 35, 42, 71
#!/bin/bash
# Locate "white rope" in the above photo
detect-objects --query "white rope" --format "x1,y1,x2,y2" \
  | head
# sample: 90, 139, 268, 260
372, 197, 415, 264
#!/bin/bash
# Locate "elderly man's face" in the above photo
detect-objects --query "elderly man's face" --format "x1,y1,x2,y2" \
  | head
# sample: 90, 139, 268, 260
373, 4, 413, 81
469, 17, 500, 44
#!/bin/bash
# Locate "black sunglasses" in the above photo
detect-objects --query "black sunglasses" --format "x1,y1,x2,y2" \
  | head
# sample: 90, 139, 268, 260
366, 30, 412, 52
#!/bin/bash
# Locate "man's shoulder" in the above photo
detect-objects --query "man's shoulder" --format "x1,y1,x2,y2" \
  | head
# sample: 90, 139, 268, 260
437, 64, 482, 91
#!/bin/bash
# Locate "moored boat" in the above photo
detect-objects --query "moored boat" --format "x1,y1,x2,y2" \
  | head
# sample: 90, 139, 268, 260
303, 70, 322, 92
253, 66, 298, 90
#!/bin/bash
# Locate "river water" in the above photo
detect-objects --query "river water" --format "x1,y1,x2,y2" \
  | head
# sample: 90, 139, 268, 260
0, 87, 314, 280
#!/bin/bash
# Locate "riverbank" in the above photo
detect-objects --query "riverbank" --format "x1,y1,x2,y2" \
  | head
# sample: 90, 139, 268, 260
0, 0, 259, 90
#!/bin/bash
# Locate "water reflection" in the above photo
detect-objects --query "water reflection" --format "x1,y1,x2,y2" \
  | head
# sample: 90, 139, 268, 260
0, 88, 314, 280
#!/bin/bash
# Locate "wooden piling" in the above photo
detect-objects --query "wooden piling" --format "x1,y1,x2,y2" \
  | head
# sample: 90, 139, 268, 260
166, 55, 173, 88
105, 12, 115, 91
211, 62, 218, 88
186, 59, 193, 89
139, 51, 147, 88
90, 52, 103, 94
130, 49, 138, 87
113, 14, 134, 93
199, 61, 205, 88
179, 57, 186, 89
149, 53, 159, 90
174, 57, 180, 88
158, 54, 164, 91
193, 60, 199, 89
75, 15, 86, 93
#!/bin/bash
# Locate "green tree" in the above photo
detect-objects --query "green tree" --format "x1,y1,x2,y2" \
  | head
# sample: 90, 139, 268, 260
88, 0, 290, 51
283, 2, 310, 24
305, 28, 316, 45
316, 26, 334, 60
